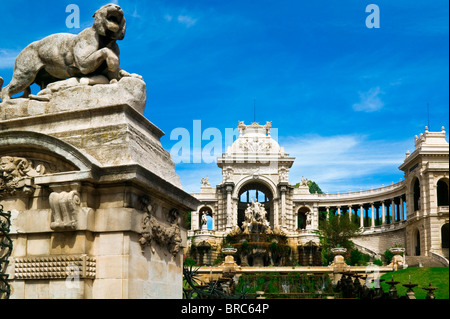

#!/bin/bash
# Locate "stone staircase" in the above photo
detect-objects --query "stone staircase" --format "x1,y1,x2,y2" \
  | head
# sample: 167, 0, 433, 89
405, 256, 448, 267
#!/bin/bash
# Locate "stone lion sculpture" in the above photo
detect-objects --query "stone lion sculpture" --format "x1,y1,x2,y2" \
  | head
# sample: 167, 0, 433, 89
0, 3, 139, 102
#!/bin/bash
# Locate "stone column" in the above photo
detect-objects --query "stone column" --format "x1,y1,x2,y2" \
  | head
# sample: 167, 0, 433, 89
226, 185, 233, 229
273, 200, 279, 228
392, 199, 396, 223
381, 201, 386, 224
232, 198, 238, 226
400, 197, 404, 221
371, 202, 375, 227
360, 205, 364, 228
326, 206, 330, 220
193, 209, 200, 230
337, 206, 341, 216
280, 186, 286, 229
348, 205, 352, 221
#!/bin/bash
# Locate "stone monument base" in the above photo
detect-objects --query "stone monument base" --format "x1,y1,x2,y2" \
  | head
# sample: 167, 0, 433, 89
1, 79, 199, 299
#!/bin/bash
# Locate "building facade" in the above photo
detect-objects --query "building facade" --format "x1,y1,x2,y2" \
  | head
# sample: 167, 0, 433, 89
188, 122, 449, 266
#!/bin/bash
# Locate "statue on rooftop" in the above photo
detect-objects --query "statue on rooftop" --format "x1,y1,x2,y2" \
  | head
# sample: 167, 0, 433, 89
0, 3, 141, 102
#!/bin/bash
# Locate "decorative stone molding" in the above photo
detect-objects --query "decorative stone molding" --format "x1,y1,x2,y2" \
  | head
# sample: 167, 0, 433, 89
238, 138, 272, 153
278, 166, 289, 182
0, 156, 45, 196
138, 197, 182, 256
49, 190, 81, 231
14, 254, 96, 280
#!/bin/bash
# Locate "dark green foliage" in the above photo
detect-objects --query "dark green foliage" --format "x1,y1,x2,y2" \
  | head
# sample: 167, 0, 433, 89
293, 179, 324, 194
318, 213, 362, 265
182, 265, 247, 299
235, 273, 335, 298
372, 258, 383, 266
383, 249, 394, 265
183, 257, 197, 267
346, 249, 371, 266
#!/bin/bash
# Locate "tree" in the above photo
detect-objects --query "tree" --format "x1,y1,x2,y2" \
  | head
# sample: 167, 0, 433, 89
318, 213, 361, 265
293, 179, 324, 194
307, 180, 323, 194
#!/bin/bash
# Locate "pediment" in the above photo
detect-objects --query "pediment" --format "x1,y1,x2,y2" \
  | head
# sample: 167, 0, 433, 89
0, 131, 99, 196
0, 130, 100, 172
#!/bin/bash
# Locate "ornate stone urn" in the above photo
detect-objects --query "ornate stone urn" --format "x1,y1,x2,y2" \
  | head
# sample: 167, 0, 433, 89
389, 247, 405, 270
331, 247, 347, 256
330, 247, 348, 272
222, 247, 238, 258
221, 247, 238, 277
389, 247, 405, 255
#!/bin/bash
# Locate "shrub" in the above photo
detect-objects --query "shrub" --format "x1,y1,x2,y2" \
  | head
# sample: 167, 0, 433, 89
372, 258, 383, 266
346, 249, 371, 266
183, 257, 197, 267
383, 249, 394, 264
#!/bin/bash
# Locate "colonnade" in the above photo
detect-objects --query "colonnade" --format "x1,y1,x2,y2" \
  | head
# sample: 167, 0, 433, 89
321, 194, 407, 228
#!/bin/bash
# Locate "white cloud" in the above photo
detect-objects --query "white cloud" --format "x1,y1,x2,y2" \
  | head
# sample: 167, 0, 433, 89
163, 14, 197, 28
0, 49, 18, 70
280, 134, 409, 193
177, 15, 197, 28
173, 133, 410, 195
353, 87, 384, 112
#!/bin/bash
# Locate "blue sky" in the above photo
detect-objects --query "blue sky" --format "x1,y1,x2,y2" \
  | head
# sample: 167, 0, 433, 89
1, 0, 448, 194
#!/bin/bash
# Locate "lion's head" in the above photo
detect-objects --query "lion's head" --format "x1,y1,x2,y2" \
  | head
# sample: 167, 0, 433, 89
93, 4, 126, 40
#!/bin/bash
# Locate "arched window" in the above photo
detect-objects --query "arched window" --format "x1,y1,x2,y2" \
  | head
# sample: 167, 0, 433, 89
437, 179, 449, 206
199, 206, 213, 230
413, 178, 420, 211
237, 181, 273, 228
297, 207, 310, 230
441, 223, 449, 249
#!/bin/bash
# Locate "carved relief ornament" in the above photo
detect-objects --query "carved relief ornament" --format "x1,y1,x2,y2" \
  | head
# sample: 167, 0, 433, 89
0, 156, 45, 196
138, 197, 182, 256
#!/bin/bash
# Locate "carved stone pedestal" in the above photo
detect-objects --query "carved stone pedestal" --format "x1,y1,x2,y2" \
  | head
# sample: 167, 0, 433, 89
0, 78, 199, 299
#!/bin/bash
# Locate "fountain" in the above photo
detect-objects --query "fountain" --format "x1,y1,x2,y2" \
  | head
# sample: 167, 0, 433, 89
385, 276, 400, 299
422, 283, 438, 299
402, 276, 418, 299
226, 199, 291, 266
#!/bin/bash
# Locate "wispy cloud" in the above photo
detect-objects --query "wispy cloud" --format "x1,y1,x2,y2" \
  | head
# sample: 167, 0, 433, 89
280, 134, 409, 193
172, 133, 411, 194
177, 15, 197, 28
0, 49, 18, 70
164, 14, 198, 28
353, 87, 384, 112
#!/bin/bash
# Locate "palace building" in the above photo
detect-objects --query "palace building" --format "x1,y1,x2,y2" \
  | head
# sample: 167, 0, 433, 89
188, 121, 449, 267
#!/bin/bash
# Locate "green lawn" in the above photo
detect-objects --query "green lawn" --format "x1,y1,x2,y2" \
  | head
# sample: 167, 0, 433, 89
380, 267, 449, 299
